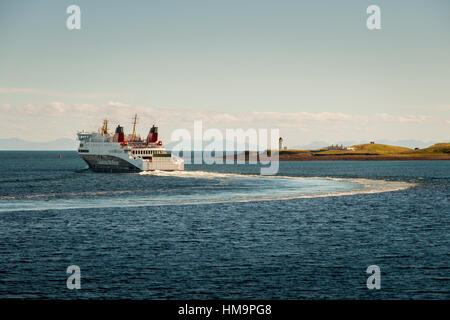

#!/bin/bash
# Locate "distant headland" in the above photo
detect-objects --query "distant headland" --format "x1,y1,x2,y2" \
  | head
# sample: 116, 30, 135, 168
229, 143, 450, 161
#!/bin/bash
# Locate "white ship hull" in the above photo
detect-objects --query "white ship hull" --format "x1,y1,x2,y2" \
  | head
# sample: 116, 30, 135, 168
77, 134, 184, 172
80, 154, 184, 172
79, 150, 184, 172
80, 154, 141, 172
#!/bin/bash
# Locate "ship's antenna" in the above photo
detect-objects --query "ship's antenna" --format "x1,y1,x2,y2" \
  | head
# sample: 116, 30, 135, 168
131, 114, 138, 142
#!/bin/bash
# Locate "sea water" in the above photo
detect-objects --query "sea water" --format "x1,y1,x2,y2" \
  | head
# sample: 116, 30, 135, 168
0, 151, 448, 299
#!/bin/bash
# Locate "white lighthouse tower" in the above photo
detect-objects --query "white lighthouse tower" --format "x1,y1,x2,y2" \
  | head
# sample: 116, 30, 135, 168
279, 137, 284, 150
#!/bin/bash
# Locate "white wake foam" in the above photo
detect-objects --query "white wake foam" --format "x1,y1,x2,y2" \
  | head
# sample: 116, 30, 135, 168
138, 170, 257, 179
0, 171, 415, 212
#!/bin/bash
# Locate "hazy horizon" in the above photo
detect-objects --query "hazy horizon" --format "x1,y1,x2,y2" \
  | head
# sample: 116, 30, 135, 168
0, 136, 446, 151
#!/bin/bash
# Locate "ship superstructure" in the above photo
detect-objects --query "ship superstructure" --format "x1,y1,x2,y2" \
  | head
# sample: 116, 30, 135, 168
77, 116, 184, 172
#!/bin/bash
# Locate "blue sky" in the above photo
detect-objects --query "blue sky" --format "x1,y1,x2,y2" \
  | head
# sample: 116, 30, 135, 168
0, 0, 449, 144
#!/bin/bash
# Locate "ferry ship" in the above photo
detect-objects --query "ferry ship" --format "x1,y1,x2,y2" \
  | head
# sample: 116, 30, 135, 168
77, 115, 184, 172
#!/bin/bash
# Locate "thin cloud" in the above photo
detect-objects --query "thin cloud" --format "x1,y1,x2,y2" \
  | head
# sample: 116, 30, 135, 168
1, 101, 435, 127
399, 104, 450, 112
0, 102, 446, 143
0, 87, 121, 99
374, 113, 429, 123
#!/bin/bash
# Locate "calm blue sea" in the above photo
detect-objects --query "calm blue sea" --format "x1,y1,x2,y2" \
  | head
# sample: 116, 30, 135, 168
0, 151, 448, 299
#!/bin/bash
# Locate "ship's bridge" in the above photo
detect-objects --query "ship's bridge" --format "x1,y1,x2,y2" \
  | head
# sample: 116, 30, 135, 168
77, 132, 111, 142
77, 132, 93, 142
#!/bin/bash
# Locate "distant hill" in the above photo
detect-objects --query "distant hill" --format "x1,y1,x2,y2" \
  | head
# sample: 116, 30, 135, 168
315, 143, 413, 155
285, 142, 450, 157
291, 139, 438, 150
411, 143, 450, 155
274, 142, 450, 161
0, 138, 78, 150
374, 139, 438, 149
350, 143, 412, 154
